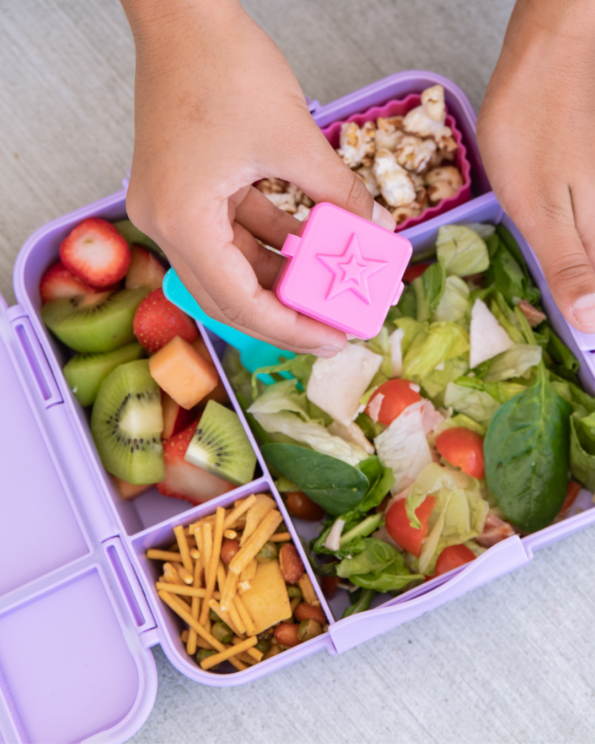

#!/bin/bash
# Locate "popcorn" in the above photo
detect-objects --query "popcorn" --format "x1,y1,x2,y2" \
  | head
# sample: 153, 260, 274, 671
421, 84, 446, 122
375, 117, 404, 151
337, 121, 376, 168
355, 166, 381, 197
373, 149, 417, 208
265, 191, 298, 214
424, 166, 463, 204
395, 135, 437, 174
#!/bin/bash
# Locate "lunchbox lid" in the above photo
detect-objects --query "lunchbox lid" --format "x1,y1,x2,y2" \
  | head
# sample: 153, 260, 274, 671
0, 294, 157, 743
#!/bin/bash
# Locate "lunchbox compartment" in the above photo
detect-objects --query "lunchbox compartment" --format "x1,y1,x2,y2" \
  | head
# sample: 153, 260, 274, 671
129, 480, 334, 685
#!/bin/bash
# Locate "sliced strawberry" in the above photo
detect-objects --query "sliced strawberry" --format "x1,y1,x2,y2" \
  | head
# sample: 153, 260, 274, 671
157, 420, 234, 505
39, 261, 95, 303
161, 390, 195, 440
125, 244, 166, 292
60, 218, 131, 288
133, 288, 199, 353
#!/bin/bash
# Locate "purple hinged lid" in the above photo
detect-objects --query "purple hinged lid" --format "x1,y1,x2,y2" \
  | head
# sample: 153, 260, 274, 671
0, 294, 157, 744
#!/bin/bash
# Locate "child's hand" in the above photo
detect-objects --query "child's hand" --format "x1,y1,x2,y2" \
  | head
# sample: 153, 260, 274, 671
478, 0, 595, 332
121, 0, 394, 356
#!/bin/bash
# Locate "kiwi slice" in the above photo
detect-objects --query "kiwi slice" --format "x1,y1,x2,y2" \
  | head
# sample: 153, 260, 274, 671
185, 400, 256, 486
91, 359, 165, 484
113, 219, 168, 263
63, 341, 145, 407
41, 287, 148, 353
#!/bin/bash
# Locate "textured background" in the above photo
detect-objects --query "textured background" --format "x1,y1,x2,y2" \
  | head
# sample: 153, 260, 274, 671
4, 2, 595, 742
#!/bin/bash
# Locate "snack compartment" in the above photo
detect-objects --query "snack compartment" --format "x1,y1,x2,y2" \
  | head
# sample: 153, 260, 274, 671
129, 478, 335, 686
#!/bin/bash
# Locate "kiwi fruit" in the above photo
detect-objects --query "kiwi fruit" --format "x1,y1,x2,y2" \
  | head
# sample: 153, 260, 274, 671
63, 341, 145, 407
113, 219, 168, 263
91, 359, 165, 484
185, 400, 256, 486
41, 287, 148, 353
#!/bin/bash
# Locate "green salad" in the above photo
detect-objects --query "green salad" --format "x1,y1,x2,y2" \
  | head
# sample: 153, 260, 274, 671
225, 223, 595, 616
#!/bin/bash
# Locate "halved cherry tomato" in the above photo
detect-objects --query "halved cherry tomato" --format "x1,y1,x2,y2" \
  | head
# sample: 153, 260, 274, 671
435, 427, 485, 479
403, 262, 431, 283
558, 481, 582, 517
365, 379, 422, 427
434, 544, 476, 576
385, 495, 436, 557
285, 491, 325, 521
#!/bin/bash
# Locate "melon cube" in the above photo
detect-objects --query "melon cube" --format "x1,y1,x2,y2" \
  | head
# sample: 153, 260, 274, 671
112, 476, 151, 500
149, 336, 218, 409
192, 337, 229, 405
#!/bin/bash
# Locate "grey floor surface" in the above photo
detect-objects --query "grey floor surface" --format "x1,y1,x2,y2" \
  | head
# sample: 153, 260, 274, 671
2, 1, 594, 742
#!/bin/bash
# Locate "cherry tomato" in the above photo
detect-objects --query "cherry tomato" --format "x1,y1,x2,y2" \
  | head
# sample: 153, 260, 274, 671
434, 544, 476, 577
559, 481, 581, 517
385, 495, 436, 557
285, 491, 325, 521
435, 427, 485, 479
365, 379, 422, 427
403, 262, 430, 283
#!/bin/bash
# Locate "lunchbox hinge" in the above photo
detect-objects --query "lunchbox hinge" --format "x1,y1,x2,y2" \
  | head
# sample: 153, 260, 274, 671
103, 537, 157, 635
6, 309, 63, 408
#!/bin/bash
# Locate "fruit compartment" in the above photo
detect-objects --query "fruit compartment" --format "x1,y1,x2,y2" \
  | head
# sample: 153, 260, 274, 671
320, 93, 471, 232
128, 477, 334, 685
11, 193, 265, 540
206, 191, 595, 624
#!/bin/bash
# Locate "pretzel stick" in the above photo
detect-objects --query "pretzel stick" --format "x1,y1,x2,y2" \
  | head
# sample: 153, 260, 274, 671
228, 511, 284, 575
174, 524, 193, 574
232, 635, 263, 662
175, 563, 194, 585
223, 495, 257, 530
199, 507, 225, 625
227, 596, 246, 636
208, 599, 241, 637
158, 590, 246, 672
233, 594, 256, 637
146, 550, 182, 562
199, 636, 258, 671
221, 570, 239, 612
269, 532, 291, 543
187, 556, 203, 656
155, 583, 222, 599
163, 562, 184, 585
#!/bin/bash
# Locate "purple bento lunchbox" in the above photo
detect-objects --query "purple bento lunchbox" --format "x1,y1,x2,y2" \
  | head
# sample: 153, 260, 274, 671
3, 70, 595, 744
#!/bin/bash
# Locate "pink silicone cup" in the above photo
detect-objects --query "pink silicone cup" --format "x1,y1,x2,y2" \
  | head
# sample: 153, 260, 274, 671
320, 93, 471, 232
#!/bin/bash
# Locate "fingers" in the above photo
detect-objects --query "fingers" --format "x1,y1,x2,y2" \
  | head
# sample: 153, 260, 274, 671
277, 112, 396, 231
231, 220, 283, 289
168, 248, 347, 356
234, 186, 301, 249
509, 183, 595, 333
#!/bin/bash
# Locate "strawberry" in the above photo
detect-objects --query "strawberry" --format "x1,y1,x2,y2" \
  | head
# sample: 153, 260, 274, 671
125, 244, 166, 293
133, 288, 198, 353
60, 218, 131, 288
39, 261, 96, 303
157, 420, 233, 504
161, 390, 196, 439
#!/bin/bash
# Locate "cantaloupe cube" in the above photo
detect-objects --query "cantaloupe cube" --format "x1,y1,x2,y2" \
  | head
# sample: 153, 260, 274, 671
240, 559, 292, 634
112, 476, 151, 500
149, 336, 218, 409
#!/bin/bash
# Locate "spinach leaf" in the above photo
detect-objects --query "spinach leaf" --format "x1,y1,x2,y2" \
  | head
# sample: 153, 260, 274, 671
484, 364, 572, 533
343, 588, 376, 618
261, 443, 369, 516
486, 231, 540, 307
570, 416, 595, 491
337, 538, 422, 592
496, 225, 541, 305
357, 456, 395, 512
304, 537, 338, 577
412, 258, 446, 322
542, 323, 580, 378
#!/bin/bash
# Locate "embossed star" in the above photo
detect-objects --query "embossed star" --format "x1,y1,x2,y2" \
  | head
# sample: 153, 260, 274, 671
317, 234, 387, 304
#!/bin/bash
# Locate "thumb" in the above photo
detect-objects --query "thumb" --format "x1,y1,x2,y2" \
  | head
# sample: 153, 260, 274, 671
522, 218, 595, 333
280, 111, 396, 231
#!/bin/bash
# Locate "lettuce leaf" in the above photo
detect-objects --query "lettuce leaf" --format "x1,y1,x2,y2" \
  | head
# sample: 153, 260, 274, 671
570, 415, 595, 491
248, 379, 309, 418
374, 401, 433, 493
420, 356, 469, 405
252, 411, 369, 466
251, 354, 316, 398
413, 258, 446, 322
367, 326, 393, 379
483, 344, 542, 383
402, 322, 470, 381
432, 413, 487, 437
393, 317, 426, 356
405, 463, 473, 527
444, 381, 500, 426
433, 275, 470, 323
436, 225, 490, 277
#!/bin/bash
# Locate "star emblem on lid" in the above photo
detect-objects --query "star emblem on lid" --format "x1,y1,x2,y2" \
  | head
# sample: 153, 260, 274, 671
317, 234, 387, 304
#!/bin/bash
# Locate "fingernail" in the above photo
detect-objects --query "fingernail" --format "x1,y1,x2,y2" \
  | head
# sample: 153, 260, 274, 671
372, 201, 396, 231
573, 294, 595, 330
312, 345, 341, 358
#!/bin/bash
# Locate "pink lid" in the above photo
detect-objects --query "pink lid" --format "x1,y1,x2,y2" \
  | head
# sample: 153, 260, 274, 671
275, 203, 412, 339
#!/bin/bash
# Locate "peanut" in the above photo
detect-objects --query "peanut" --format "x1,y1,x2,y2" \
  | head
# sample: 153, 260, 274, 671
294, 603, 326, 625
274, 623, 300, 648
220, 538, 240, 565
279, 543, 305, 584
